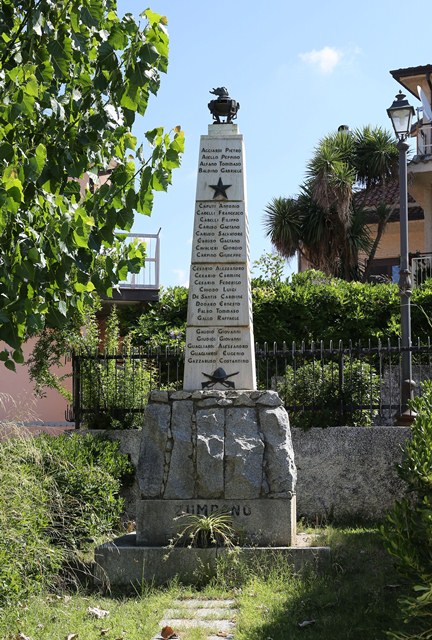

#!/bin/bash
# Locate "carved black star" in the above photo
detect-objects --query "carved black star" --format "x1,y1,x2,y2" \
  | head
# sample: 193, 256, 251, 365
209, 177, 232, 199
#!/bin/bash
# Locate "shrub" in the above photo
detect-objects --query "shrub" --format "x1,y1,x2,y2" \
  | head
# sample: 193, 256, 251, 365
109, 273, 432, 353
33, 433, 134, 547
0, 429, 133, 608
131, 285, 187, 349
279, 358, 380, 428
80, 306, 154, 429
382, 381, 432, 638
169, 511, 238, 549
252, 270, 401, 345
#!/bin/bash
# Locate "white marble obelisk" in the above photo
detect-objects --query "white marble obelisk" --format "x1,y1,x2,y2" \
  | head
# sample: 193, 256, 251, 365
183, 123, 256, 390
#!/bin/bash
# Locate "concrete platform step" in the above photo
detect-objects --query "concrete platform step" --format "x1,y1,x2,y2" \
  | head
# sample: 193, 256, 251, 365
158, 618, 235, 630
152, 596, 237, 639
172, 598, 236, 607
95, 535, 331, 588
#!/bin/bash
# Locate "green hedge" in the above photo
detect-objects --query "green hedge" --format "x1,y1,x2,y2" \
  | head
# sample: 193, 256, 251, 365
129, 273, 432, 348
252, 271, 400, 344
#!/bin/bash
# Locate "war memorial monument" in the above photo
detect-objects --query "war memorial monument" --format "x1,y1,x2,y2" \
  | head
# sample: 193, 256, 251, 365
96, 90, 327, 586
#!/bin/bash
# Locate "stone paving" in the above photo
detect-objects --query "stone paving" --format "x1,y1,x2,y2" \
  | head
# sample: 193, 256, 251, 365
153, 598, 237, 639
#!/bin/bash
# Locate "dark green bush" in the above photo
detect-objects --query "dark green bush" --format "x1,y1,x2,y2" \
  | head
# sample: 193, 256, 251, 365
124, 273, 432, 351
382, 381, 432, 638
279, 358, 380, 428
131, 285, 188, 349
252, 270, 401, 345
33, 433, 134, 546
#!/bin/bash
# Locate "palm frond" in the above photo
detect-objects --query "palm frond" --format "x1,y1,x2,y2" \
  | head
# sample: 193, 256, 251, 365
352, 126, 399, 188
263, 196, 302, 258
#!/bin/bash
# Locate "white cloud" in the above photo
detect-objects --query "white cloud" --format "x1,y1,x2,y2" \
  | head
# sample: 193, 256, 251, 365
299, 46, 342, 74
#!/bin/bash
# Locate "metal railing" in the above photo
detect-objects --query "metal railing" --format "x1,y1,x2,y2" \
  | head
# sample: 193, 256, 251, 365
412, 253, 432, 286
67, 344, 183, 429
416, 120, 432, 156
67, 339, 432, 429
118, 231, 160, 289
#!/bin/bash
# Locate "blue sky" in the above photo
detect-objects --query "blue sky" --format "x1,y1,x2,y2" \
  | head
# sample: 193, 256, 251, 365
117, 0, 430, 287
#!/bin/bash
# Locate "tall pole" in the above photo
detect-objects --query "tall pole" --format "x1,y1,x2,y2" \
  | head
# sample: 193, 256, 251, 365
397, 138, 415, 424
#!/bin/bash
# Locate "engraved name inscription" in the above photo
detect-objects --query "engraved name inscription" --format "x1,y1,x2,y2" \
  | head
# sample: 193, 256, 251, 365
175, 503, 252, 517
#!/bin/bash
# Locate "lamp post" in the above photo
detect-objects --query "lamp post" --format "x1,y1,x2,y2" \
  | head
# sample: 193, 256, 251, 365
387, 90, 416, 425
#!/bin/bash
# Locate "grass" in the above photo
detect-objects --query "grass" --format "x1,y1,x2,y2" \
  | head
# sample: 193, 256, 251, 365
0, 525, 410, 640
0, 590, 174, 640
234, 526, 407, 640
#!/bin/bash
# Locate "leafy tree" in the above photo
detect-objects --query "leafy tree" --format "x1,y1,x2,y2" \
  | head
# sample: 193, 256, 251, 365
264, 185, 372, 279
264, 126, 398, 281
0, 1, 184, 370
251, 251, 286, 287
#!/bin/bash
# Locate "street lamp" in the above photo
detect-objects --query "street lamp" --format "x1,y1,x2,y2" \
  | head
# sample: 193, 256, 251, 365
387, 90, 416, 425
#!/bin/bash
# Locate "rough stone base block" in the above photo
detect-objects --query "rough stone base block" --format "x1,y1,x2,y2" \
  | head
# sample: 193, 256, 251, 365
136, 497, 296, 547
95, 534, 330, 588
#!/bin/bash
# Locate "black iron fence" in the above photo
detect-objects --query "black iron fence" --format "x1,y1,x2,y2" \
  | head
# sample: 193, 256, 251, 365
67, 339, 432, 429
66, 345, 184, 429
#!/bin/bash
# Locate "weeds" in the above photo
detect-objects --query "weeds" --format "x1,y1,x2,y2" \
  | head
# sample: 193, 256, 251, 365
0, 590, 173, 640
233, 527, 408, 640
168, 511, 239, 550
0, 426, 132, 609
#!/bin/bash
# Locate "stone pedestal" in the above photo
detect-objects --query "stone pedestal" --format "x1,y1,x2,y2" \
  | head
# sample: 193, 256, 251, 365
136, 390, 297, 547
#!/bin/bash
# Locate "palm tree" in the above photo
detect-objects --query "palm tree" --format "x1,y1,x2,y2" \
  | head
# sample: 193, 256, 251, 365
264, 185, 372, 279
264, 125, 399, 281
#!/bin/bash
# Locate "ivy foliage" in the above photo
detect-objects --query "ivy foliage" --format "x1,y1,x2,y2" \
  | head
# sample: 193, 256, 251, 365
0, 1, 184, 369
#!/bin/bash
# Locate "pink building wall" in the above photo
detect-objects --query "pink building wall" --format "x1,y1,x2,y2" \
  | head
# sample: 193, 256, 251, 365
0, 338, 72, 424
0, 170, 118, 426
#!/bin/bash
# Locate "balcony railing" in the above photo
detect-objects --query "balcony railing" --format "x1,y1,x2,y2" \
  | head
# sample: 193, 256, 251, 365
118, 231, 160, 290
415, 119, 432, 156
412, 253, 432, 287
